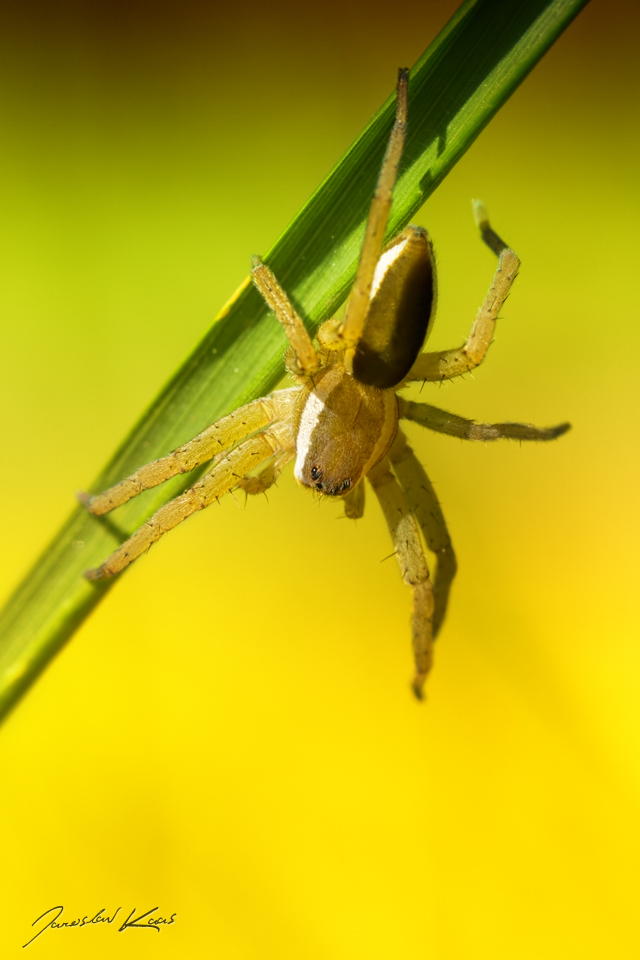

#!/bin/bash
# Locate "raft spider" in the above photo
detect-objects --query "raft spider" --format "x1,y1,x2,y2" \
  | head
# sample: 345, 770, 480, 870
81, 69, 569, 699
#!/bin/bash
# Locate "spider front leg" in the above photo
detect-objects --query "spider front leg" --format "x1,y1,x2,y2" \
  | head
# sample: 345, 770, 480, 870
387, 430, 456, 640
406, 201, 520, 382
80, 388, 298, 515
368, 456, 434, 700
84, 422, 293, 580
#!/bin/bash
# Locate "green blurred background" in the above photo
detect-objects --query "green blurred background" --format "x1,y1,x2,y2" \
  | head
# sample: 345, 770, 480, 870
1, 0, 639, 956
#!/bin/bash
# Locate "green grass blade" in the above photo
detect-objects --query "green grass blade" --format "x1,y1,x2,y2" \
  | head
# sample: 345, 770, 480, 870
0, 0, 589, 722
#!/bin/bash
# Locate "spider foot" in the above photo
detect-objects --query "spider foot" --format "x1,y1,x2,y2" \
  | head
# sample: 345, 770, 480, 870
411, 676, 427, 701
84, 560, 120, 581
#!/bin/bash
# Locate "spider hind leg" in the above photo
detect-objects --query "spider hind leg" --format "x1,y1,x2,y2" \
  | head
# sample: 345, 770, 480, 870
323, 68, 409, 355
250, 257, 319, 377
405, 203, 520, 383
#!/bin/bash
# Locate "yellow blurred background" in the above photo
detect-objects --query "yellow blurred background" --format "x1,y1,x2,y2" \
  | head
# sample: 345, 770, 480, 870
1, 0, 639, 956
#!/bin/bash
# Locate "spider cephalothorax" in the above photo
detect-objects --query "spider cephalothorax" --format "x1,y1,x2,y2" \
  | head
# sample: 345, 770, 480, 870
291, 362, 398, 495
81, 70, 569, 698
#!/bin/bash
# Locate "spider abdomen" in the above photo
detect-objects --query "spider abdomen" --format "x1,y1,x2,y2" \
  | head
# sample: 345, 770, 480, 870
352, 225, 436, 389
293, 365, 397, 496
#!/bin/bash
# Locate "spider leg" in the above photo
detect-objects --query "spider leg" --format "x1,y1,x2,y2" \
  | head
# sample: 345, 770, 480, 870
399, 398, 571, 441
343, 481, 365, 519
238, 446, 295, 496
387, 429, 456, 640
84, 423, 292, 580
80, 388, 298, 516
251, 258, 319, 377
405, 201, 520, 382
325, 68, 409, 353
368, 455, 433, 700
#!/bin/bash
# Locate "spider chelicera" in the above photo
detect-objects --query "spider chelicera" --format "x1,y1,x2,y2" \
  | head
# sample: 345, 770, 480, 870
81, 69, 569, 699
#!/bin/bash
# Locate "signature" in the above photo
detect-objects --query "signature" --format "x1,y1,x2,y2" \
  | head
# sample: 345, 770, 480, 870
23, 905, 177, 947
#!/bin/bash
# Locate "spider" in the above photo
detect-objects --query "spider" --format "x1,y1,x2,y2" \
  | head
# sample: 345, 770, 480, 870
81, 69, 569, 699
